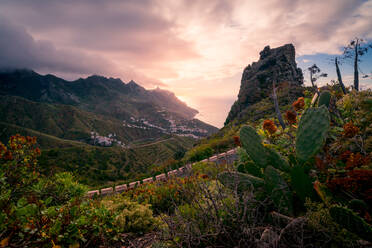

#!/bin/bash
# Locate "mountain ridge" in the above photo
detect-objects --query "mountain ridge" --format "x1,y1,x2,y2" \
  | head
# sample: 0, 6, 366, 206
0, 69, 217, 146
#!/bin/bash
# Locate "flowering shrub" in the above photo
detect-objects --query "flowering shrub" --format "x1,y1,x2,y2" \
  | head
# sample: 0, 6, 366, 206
127, 177, 197, 214
0, 135, 129, 247
342, 122, 360, 138
327, 169, 372, 206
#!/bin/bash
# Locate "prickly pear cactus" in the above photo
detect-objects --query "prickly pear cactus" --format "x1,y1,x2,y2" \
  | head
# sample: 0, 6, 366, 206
265, 147, 290, 172
330, 206, 372, 242
318, 90, 331, 108
264, 166, 293, 216
240, 126, 267, 168
290, 165, 315, 202
348, 199, 368, 213
237, 161, 263, 178
295, 106, 330, 161
218, 171, 264, 193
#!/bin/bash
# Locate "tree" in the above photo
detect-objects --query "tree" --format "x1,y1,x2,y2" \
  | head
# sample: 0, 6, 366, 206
335, 57, 347, 94
307, 64, 327, 94
343, 38, 372, 91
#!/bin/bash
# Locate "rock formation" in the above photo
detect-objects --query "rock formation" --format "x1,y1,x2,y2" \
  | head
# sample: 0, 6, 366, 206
225, 44, 303, 125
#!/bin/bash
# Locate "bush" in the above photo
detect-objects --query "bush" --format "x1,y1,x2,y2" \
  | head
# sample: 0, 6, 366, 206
161, 178, 264, 247
185, 144, 214, 162
102, 195, 161, 234
0, 135, 124, 247
128, 177, 197, 214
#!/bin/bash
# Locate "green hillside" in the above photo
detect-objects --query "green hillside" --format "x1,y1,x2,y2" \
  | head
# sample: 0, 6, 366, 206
0, 95, 166, 145
0, 120, 195, 186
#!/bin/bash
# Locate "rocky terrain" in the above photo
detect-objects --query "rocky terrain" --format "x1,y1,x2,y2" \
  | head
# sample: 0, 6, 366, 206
225, 44, 304, 124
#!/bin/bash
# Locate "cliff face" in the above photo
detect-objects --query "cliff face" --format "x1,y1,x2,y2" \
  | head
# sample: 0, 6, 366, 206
225, 44, 303, 125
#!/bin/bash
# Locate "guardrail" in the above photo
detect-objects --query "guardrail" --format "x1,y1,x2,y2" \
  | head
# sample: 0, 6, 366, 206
87, 148, 239, 198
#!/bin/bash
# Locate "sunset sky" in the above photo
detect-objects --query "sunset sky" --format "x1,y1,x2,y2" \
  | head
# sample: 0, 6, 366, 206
1, 0, 372, 127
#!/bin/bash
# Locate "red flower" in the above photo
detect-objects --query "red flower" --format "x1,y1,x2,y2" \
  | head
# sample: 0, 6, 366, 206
263, 120, 277, 134
4, 150, 13, 160
34, 148, 41, 156
285, 110, 297, 124
343, 122, 359, 138
345, 153, 370, 170
292, 97, 305, 111
233, 136, 241, 147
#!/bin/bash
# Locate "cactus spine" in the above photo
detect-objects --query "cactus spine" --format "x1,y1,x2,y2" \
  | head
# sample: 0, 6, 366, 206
295, 106, 330, 161
318, 90, 331, 108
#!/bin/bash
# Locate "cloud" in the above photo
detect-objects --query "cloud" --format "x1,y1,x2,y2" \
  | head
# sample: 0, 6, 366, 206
0, 17, 119, 77
0, 0, 199, 81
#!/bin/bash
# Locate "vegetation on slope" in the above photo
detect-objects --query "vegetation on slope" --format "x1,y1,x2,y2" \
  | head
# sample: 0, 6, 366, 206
1, 86, 371, 247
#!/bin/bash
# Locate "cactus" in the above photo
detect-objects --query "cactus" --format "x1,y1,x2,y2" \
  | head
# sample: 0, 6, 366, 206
330, 206, 372, 242
265, 147, 290, 172
295, 106, 330, 161
348, 199, 368, 213
237, 161, 263, 178
240, 126, 267, 168
264, 166, 293, 216
218, 171, 264, 193
290, 165, 315, 202
318, 90, 331, 108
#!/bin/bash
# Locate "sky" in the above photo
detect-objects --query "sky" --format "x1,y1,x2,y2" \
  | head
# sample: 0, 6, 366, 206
0, 0, 372, 128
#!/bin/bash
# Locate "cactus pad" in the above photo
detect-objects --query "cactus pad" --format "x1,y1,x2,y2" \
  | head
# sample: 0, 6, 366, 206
290, 165, 315, 202
295, 106, 330, 161
218, 171, 264, 192
240, 125, 267, 168
237, 161, 263, 178
318, 90, 331, 108
264, 166, 293, 215
265, 147, 290, 172
330, 206, 372, 242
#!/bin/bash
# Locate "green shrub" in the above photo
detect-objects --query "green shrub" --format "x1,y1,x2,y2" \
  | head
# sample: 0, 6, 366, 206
0, 135, 131, 247
102, 196, 161, 234
185, 144, 214, 162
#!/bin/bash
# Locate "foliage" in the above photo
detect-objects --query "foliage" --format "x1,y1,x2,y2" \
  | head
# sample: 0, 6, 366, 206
0, 135, 150, 247
330, 206, 372, 242
102, 195, 161, 234
126, 176, 198, 214
184, 144, 214, 162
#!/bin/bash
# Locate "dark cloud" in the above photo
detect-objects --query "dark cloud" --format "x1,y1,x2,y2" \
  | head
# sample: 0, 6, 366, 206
0, 17, 117, 77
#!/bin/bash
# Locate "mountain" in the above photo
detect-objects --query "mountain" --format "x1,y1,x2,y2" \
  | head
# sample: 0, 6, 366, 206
0, 69, 218, 186
0, 69, 217, 145
225, 44, 304, 125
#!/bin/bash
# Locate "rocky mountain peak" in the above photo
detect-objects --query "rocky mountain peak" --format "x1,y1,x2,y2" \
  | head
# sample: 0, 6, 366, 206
225, 44, 303, 125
